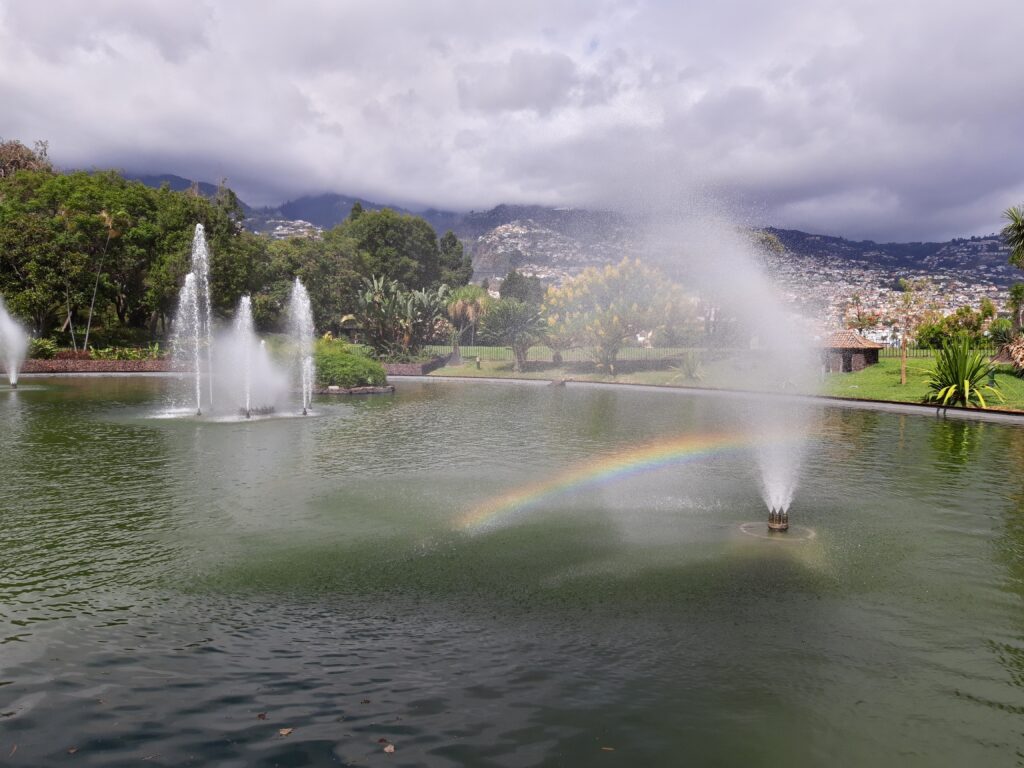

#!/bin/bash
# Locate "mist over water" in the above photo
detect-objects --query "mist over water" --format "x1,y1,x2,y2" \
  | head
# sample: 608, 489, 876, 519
633, 199, 819, 515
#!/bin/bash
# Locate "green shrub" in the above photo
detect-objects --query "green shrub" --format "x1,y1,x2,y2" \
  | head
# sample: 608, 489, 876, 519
671, 349, 704, 382
89, 344, 162, 360
314, 341, 387, 388
924, 335, 1002, 409
28, 338, 59, 359
988, 318, 1017, 347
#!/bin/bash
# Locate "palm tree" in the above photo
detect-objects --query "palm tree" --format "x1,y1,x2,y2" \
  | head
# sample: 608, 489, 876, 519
446, 285, 488, 364
1004, 205, 1024, 268
479, 298, 545, 373
1006, 282, 1024, 336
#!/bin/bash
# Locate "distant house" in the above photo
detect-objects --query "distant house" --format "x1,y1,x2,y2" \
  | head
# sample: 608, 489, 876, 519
822, 330, 885, 373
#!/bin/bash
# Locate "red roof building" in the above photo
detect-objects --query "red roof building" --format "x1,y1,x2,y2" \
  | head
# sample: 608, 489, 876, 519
822, 330, 885, 373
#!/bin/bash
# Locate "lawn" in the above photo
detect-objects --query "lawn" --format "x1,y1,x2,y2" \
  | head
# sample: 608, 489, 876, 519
427, 349, 1024, 412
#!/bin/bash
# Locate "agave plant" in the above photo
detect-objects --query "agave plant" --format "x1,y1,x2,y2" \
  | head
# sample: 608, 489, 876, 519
924, 335, 1002, 409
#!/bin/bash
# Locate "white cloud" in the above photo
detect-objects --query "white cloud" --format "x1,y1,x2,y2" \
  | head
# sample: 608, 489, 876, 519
0, 0, 1021, 240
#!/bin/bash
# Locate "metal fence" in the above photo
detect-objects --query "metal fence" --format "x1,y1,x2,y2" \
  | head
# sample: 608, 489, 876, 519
424, 344, 1003, 364
878, 345, 998, 359
422, 344, 692, 363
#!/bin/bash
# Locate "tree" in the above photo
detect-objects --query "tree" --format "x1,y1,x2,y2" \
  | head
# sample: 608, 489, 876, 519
914, 300, 995, 349
250, 228, 361, 333
1009, 283, 1024, 334
0, 167, 266, 338
545, 259, 694, 372
893, 278, 931, 385
541, 285, 576, 365
446, 284, 489, 362
342, 208, 443, 290
845, 293, 879, 332
1004, 205, 1024, 268
0, 139, 51, 179
478, 298, 545, 372
500, 269, 544, 306
438, 230, 473, 287
346, 275, 449, 356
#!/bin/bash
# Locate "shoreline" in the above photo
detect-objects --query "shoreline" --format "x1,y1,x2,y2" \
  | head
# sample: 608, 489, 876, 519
391, 373, 1024, 424
11, 368, 1024, 423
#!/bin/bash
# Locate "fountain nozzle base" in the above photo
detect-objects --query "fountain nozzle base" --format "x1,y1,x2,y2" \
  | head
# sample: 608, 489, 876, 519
767, 508, 789, 533
10, 382, 17, 389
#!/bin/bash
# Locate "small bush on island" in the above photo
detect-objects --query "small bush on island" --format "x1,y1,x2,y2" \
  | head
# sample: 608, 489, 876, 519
314, 340, 386, 388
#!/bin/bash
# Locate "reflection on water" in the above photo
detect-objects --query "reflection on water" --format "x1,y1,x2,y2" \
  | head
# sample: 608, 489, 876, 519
2, 377, 1024, 766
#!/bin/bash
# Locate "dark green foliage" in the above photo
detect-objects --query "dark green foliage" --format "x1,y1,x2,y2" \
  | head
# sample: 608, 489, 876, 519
924, 335, 1002, 409
988, 317, 1016, 347
478, 298, 545, 372
500, 269, 544, 306
438, 230, 473, 287
314, 340, 386, 387
1004, 205, 1024, 268
0, 167, 253, 336
915, 304, 991, 348
1009, 283, 1024, 332
347, 276, 449, 356
0, 158, 464, 346
343, 208, 443, 290
250, 229, 361, 333
28, 337, 57, 359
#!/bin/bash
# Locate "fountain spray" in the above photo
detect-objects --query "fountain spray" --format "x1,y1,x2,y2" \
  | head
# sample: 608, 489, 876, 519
287, 278, 316, 415
0, 296, 29, 389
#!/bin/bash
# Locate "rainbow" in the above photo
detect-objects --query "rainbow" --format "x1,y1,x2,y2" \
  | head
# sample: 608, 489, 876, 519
457, 431, 779, 533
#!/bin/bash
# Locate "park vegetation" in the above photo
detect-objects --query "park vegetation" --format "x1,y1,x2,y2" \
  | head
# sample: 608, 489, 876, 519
7, 138, 1024, 406
0, 139, 470, 358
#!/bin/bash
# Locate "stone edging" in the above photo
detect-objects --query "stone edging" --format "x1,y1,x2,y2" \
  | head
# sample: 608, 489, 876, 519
19, 359, 172, 373
316, 385, 395, 395
381, 357, 447, 376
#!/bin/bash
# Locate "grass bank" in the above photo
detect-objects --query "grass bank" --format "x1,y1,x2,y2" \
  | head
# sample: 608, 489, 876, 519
428, 353, 1024, 412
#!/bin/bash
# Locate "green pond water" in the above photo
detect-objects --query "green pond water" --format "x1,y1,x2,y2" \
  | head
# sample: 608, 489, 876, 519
2, 376, 1024, 766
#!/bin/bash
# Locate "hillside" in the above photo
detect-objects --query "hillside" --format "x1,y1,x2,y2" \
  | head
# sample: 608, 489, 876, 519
127, 174, 1018, 311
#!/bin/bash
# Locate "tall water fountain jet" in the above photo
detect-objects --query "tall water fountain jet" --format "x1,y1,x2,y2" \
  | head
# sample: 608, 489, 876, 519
638, 200, 819, 534
214, 294, 286, 419
0, 296, 29, 389
170, 274, 203, 414
235, 296, 254, 418
287, 278, 316, 415
167, 227, 294, 420
170, 225, 216, 414
191, 225, 215, 407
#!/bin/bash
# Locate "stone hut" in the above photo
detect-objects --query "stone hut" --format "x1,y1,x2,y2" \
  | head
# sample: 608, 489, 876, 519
822, 330, 885, 373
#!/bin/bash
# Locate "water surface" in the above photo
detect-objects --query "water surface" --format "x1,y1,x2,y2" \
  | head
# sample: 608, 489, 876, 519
2, 377, 1024, 766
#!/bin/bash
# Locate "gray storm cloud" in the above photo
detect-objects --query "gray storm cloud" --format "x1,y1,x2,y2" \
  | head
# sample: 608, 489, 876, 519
0, 0, 1022, 240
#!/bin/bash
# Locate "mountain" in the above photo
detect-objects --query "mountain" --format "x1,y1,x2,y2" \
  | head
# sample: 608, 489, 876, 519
126, 173, 1016, 292
766, 227, 1015, 286
123, 173, 254, 212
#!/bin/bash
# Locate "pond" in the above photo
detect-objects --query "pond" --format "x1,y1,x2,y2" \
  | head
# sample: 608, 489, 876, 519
2, 376, 1024, 766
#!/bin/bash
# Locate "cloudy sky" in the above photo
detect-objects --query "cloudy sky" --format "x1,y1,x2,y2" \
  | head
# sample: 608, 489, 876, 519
1, 0, 1022, 241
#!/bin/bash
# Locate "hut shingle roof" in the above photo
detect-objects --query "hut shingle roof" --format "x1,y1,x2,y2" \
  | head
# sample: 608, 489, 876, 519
822, 330, 886, 350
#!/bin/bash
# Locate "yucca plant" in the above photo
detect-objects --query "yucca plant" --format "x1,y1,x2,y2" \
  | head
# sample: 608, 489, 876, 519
924, 335, 1002, 409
